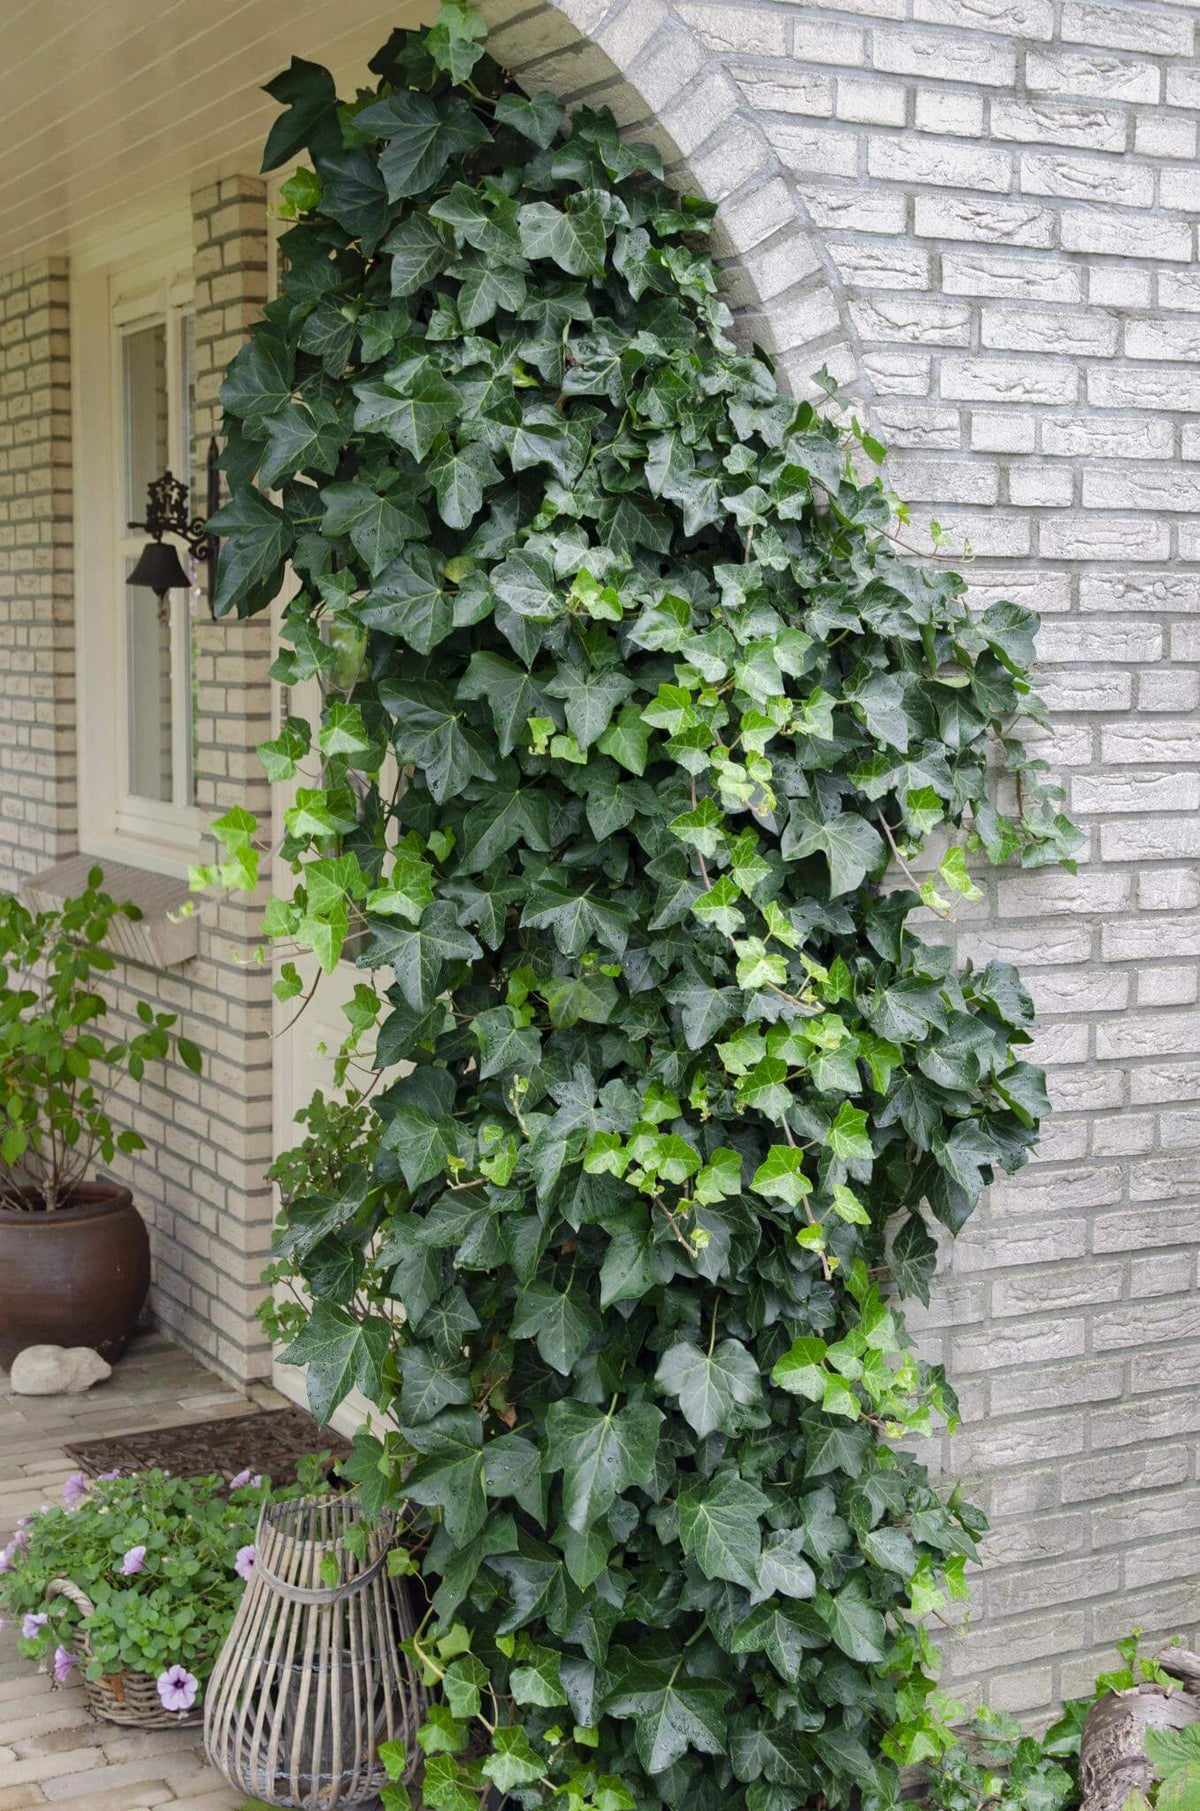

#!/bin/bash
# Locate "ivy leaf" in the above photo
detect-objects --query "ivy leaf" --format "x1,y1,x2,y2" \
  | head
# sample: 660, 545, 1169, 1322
492, 548, 558, 618
511, 1281, 599, 1376
481, 1726, 546, 1792
816, 1576, 888, 1663
752, 1147, 812, 1208
279, 1301, 391, 1424
655, 1338, 760, 1438
429, 439, 501, 529
381, 680, 495, 803
518, 195, 608, 276
401, 1410, 487, 1544
209, 489, 291, 618
757, 1530, 818, 1601
543, 1399, 663, 1532
545, 664, 635, 750
261, 57, 339, 169
677, 1471, 769, 1590
359, 548, 453, 653
425, 1, 488, 82
782, 802, 884, 897
472, 1005, 541, 1081
731, 1599, 824, 1682
220, 331, 294, 427
457, 652, 549, 757
606, 1659, 730, 1775
321, 480, 425, 574
386, 213, 454, 295
827, 1102, 873, 1163
363, 900, 481, 1010
890, 1213, 939, 1305
458, 777, 553, 874
771, 1337, 827, 1403
494, 90, 564, 149
356, 90, 491, 199
354, 365, 461, 461
319, 147, 392, 254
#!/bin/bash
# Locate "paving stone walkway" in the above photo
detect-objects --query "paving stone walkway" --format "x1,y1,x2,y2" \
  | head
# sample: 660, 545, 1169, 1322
0, 1331, 283, 1810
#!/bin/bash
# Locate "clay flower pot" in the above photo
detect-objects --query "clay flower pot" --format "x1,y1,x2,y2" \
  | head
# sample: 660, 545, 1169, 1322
0, 1182, 150, 1368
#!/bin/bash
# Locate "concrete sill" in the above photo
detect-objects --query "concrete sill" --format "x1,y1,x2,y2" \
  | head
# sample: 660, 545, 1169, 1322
23, 855, 199, 969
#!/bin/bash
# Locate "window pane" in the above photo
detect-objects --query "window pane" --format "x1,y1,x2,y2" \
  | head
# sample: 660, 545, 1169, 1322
126, 562, 173, 803
122, 323, 168, 526
179, 313, 198, 806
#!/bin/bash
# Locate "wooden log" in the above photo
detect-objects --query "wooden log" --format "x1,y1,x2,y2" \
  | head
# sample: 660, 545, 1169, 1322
1078, 1652, 1200, 1811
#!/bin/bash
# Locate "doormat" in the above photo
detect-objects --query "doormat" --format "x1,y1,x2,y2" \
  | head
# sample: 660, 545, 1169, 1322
64, 1406, 352, 1486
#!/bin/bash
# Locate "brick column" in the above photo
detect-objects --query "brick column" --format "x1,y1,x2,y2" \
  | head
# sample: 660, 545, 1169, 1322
0, 260, 75, 882
146, 177, 277, 1380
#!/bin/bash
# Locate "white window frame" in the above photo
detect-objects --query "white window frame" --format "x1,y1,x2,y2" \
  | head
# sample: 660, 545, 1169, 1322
73, 244, 203, 878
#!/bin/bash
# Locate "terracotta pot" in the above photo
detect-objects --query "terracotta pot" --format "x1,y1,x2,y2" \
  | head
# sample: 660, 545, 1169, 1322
0, 1182, 150, 1369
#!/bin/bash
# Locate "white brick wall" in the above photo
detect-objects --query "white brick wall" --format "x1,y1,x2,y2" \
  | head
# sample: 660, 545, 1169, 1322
0, 187, 276, 1387
487, 0, 1200, 1716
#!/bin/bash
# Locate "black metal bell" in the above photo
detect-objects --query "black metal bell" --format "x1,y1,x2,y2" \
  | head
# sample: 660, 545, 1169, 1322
127, 539, 190, 601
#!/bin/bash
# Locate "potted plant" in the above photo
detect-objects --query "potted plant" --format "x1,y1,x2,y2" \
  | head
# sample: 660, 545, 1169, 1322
0, 868, 201, 1367
0, 1464, 279, 1726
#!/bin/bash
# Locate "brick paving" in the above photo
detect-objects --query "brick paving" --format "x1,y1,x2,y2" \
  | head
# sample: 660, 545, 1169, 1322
0, 1331, 287, 1809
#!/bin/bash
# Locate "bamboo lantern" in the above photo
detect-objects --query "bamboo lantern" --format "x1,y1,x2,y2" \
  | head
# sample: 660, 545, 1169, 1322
203, 1491, 427, 1809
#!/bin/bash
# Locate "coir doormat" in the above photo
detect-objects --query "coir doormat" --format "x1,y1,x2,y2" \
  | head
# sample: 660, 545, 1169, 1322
64, 1406, 351, 1486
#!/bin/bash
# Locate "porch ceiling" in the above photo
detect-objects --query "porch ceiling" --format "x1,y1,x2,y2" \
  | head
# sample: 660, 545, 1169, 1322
0, 0, 432, 272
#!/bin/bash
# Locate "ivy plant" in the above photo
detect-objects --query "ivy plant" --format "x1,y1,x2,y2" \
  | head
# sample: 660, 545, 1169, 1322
205, 6, 1078, 1808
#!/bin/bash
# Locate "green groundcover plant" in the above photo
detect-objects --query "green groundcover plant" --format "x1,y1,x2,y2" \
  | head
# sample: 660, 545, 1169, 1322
0, 1466, 286, 1709
202, 5, 1081, 1807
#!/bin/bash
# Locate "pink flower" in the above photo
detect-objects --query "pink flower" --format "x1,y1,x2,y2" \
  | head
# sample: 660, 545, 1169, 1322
52, 1646, 76, 1685
21, 1612, 48, 1639
234, 1544, 256, 1581
121, 1544, 147, 1576
156, 1664, 199, 1713
61, 1473, 89, 1510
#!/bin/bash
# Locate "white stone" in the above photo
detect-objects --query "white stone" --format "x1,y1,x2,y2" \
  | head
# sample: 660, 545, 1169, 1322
9, 1345, 112, 1395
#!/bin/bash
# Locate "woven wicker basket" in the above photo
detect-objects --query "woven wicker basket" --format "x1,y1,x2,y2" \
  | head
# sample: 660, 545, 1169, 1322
203, 1490, 428, 1810
45, 1578, 203, 1728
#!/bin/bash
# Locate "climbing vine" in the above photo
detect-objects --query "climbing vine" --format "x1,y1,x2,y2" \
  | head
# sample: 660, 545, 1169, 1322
203, 6, 1079, 1808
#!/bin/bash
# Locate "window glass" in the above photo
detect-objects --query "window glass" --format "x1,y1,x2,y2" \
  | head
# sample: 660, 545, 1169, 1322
119, 312, 196, 810
122, 323, 168, 527
125, 561, 174, 802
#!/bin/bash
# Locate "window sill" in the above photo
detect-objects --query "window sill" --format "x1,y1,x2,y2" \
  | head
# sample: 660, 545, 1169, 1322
24, 855, 199, 970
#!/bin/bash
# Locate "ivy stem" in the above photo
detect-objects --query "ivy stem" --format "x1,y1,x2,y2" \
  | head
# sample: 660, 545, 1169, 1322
876, 812, 955, 923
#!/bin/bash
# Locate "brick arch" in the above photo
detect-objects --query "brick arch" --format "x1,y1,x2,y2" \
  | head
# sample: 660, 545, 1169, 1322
478, 0, 871, 402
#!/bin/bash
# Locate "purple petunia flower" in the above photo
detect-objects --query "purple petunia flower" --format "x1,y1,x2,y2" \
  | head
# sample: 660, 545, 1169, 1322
10, 1527, 29, 1551
95, 1468, 121, 1482
228, 1467, 252, 1489
52, 1645, 77, 1685
21, 1612, 48, 1640
121, 1544, 147, 1576
0, 1546, 14, 1575
234, 1544, 256, 1581
156, 1664, 199, 1713
61, 1473, 88, 1511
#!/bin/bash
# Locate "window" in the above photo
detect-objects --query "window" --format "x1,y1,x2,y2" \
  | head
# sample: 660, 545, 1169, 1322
115, 291, 199, 824
74, 247, 203, 877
